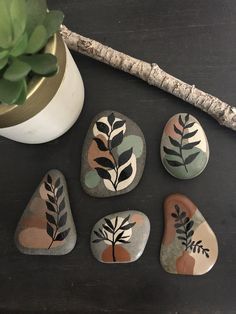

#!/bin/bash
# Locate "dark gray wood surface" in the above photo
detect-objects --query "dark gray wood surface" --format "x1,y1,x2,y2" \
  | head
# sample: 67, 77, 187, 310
1, 1, 236, 313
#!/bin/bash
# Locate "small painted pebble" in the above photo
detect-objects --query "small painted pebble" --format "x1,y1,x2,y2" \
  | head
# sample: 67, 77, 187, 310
81, 111, 146, 197
15, 169, 77, 255
160, 113, 209, 179
160, 193, 218, 275
91, 210, 150, 263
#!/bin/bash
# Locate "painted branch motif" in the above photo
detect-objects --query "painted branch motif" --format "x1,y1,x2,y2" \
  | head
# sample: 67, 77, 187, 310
92, 215, 136, 262
171, 204, 210, 258
44, 174, 70, 249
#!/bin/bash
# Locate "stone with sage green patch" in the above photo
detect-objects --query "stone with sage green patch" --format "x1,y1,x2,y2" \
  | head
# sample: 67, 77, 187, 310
160, 113, 209, 179
81, 111, 146, 197
91, 210, 150, 263
160, 193, 218, 275
15, 169, 77, 255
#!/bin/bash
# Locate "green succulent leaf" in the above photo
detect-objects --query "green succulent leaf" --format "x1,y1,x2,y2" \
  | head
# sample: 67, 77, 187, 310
0, 0, 13, 48
21, 53, 58, 76
26, 24, 48, 54
14, 78, 27, 104
44, 10, 64, 37
0, 78, 24, 104
0, 56, 8, 70
25, 0, 47, 35
10, 33, 28, 57
4, 59, 31, 82
10, 0, 27, 42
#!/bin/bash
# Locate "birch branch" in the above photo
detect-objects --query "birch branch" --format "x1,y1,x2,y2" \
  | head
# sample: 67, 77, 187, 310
60, 24, 236, 132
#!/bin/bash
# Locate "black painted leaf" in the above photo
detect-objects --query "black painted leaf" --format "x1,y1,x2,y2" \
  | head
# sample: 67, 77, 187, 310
169, 136, 181, 147
193, 246, 196, 253
205, 248, 210, 252
166, 160, 183, 167
111, 131, 124, 149
93, 138, 108, 151
186, 220, 194, 231
114, 216, 118, 229
185, 114, 189, 122
47, 175, 52, 184
46, 201, 56, 212
118, 164, 133, 183
196, 240, 202, 245
94, 157, 115, 169
184, 152, 200, 165
182, 141, 201, 150
113, 120, 125, 130
94, 230, 104, 239
108, 113, 115, 126
178, 115, 184, 127
47, 194, 55, 203
187, 230, 194, 238
46, 213, 56, 225
171, 213, 178, 218
92, 239, 104, 243
104, 218, 114, 230
183, 217, 190, 225
120, 222, 136, 230
55, 228, 70, 241
205, 252, 209, 258
197, 247, 201, 253
120, 215, 130, 227
44, 182, 51, 191
185, 122, 195, 128
163, 146, 181, 157
58, 212, 67, 228
96, 121, 109, 135
102, 224, 113, 234
55, 177, 61, 188
59, 198, 65, 212
174, 223, 182, 228
182, 242, 186, 246
117, 239, 130, 244
95, 167, 111, 180
47, 222, 54, 238
174, 124, 182, 136
183, 129, 198, 139
177, 236, 186, 241
115, 231, 124, 242
179, 212, 186, 219
56, 186, 63, 199
118, 148, 133, 167
176, 229, 185, 234
175, 205, 180, 214
99, 228, 104, 237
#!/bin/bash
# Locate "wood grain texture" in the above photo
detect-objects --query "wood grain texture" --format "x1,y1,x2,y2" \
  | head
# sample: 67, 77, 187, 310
0, 0, 236, 313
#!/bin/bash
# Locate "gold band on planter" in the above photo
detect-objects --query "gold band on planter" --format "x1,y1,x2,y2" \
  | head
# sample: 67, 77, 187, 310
0, 33, 66, 128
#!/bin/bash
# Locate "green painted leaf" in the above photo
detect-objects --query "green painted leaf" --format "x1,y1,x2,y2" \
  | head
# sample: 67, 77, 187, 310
25, 0, 47, 35
0, 0, 13, 48
21, 53, 58, 76
183, 129, 198, 139
0, 56, 8, 70
0, 79, 23, 104
169, 136, 180, 147
174, 124, 182, 135
10, 0, 26, 41
184, 152, 200, 165
4, 60, 31, 81
43, 10, 64, 37
166, 159, 183, 167
10, 33, 28, 57
163, 146, 180, 157
182, 141, 201, 150
26, 24, 48, 54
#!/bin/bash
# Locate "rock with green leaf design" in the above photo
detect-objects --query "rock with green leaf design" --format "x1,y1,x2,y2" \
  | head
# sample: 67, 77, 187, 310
91, 210, 150, 263
160, 113, 209, 179
81, 111, 146, 197
15, 169, 77, 255
160, 193, 218, 275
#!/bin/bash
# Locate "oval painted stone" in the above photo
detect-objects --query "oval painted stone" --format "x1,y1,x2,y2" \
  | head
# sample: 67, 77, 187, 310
160, 113, 209, 179
81, 111, 146, 197
160, 194, 218, 275
91, 210, 150, 263
15, 169, 77, 255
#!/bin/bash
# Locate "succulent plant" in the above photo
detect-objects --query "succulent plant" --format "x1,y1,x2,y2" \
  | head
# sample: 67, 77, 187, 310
0, 0, 64, 105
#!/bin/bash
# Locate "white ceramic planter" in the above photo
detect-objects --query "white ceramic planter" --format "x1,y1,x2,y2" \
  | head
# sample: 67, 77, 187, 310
0, 36, 84, 144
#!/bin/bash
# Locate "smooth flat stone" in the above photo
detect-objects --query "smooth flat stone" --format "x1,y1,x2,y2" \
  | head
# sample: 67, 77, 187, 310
81, 111, 146, 197
160, 193, 218, 275
15, 169, 77, 255
91, 210, 150, 263
160, 113, 209, 179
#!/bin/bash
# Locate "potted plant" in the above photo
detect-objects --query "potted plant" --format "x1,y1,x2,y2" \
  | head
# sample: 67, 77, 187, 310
0, 0, 84, 144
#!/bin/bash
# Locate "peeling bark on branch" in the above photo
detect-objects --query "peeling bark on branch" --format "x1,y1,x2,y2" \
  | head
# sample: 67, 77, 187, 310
60, 25, 236, 132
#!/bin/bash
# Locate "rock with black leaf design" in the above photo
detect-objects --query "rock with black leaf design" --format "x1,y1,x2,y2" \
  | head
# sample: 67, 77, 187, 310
160, 113, 209, 179
160, 193, 218, 275
81, 111, 146, 197
91, 210, 150, 263
15, 169, 77, 255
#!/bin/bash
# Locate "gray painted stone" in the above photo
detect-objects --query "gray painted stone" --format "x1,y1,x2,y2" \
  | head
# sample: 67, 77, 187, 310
15, 169, 77, 255
81, 111, 146, 197
91, 210, 150, 263
160, 113, 209, 179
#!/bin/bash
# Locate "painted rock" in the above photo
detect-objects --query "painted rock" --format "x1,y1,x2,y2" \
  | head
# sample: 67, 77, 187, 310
15, 170, 77, 255
81, 111, 146, 197
160, 113, 209, 179
91, 210, 150, 263
160, 194, 218, 275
